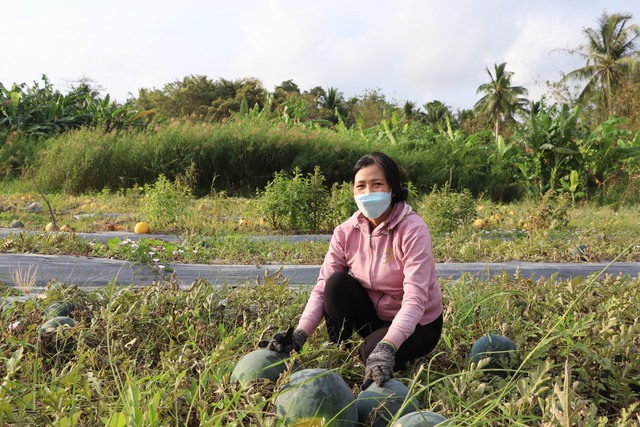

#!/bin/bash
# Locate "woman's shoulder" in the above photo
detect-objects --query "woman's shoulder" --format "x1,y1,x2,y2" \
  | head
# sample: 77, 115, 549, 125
395, 205, 432, 234
332, 211, 363, 235
390, 203, 424, 225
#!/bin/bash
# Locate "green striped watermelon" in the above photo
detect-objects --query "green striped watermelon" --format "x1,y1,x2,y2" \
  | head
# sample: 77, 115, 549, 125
469, 333, 519, 377
275, 368, 357, 426
356, 379, 418, 426
38, 316, 77, 355
392, 410, 451, 426
231, 349, 296, 386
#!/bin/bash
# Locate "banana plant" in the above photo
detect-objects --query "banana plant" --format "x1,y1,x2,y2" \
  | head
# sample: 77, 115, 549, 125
512, 102, 586, 197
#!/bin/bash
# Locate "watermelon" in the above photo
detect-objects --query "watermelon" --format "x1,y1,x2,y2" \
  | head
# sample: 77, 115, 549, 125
231, 349, 296, 386
392, 410, 451, 426
44, 301, 76, 318
356, 379, 419, 426
469, 333, 519, 377
275, 368, 357, 426
38, 316, 77, 355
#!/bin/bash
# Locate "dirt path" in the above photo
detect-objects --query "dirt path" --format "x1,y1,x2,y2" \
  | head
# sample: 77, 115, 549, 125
1, 228, 639, 297
2, 252, 639, 296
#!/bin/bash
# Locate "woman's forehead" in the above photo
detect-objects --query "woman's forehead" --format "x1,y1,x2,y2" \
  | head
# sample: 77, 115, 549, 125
354, 164, 386, 181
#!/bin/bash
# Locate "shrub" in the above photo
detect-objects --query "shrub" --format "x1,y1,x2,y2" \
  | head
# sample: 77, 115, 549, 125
326, 181, 357, 229
525, 190, 571, 232
139, 174, 195, 232
258, 166, 330, 233
417, 185, 476, 235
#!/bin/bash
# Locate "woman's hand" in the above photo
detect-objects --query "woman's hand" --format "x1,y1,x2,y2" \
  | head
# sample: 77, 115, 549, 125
258, 326, 308, 354
364, 340, 397, 386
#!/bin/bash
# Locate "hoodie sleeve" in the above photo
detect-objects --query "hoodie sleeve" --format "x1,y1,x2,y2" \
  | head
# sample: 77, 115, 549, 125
382, 217, 438, 348
297, 226, 349, 336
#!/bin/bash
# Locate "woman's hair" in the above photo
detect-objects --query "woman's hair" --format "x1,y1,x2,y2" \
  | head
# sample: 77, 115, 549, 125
352, 152, 409, 204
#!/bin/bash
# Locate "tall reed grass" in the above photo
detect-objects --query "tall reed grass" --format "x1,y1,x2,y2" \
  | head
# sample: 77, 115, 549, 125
34, 121, 372, 196
33, 120, 527, 201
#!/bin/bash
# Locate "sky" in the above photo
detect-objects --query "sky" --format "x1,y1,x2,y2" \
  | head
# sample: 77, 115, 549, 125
3, 1, 639, 111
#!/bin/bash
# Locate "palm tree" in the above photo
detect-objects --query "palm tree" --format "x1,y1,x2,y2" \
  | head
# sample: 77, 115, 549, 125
402, 100, 418, 119
559, 11, 640, 115
475, 63, 529, 140
423, 100, 456, 130
317, 87, 346, 123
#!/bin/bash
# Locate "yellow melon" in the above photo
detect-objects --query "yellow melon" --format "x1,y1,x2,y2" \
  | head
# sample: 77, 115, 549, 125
474, 218, 487, 231
134, 222, 150, 234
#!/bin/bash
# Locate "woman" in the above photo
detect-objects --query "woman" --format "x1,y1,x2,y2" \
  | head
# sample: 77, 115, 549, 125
264, 152, 443, 387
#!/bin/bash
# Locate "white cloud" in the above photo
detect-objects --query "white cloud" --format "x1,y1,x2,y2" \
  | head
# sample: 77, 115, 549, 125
2, 0, 638, 109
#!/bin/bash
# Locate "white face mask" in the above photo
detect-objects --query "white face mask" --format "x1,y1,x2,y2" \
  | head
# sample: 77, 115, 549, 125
354, 191, 392, 220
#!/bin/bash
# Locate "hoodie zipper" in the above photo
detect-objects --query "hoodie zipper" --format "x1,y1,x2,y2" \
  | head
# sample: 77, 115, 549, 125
367, 228, 374, 289
359, 207, 399, 290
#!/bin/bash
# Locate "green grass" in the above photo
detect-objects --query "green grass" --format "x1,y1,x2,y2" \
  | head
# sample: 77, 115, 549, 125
1, 264, 639, 425
1, 183, 639, 265
1, 179, 639, 425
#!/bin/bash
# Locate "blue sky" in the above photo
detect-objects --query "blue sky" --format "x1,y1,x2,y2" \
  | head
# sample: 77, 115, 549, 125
3, 1, 639, 111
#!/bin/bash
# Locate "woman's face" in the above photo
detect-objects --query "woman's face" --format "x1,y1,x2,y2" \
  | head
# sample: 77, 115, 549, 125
353, 164, 391, 196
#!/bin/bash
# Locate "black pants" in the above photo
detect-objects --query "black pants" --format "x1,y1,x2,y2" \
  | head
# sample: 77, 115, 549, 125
324, 271, 443, 371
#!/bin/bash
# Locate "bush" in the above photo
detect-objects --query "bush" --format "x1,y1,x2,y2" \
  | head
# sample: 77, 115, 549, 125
326, 181, 357, 229
140, 174, 195, 232
525, 190, 571, 232
258, 166, 330, 233
417, 185, 476, 235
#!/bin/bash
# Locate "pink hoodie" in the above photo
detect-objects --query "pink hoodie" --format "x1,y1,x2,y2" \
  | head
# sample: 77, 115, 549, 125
297, 202, 443, 349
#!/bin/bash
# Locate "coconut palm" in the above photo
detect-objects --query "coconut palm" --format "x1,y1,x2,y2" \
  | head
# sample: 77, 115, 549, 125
423, 100, 456, 130
559, 11, 640, 115
317, 87, 347, 123
402, 100, 418, 119
474, 63, 529, 140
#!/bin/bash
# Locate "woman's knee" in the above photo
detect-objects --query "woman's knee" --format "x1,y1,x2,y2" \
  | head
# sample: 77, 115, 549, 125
324, 271, 358, 300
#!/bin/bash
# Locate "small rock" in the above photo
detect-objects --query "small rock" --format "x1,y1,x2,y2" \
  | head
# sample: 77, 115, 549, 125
24, 202, 43, 213
571, 244, 588, 256
10, 220, 25, 228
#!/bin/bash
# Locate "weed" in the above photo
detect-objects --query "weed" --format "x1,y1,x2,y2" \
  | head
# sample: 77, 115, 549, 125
140, 174, 195, 233
1, 266, 639, 424
258, 166, 330, 233
9, 264, 39, 295
417, 185, 477, 236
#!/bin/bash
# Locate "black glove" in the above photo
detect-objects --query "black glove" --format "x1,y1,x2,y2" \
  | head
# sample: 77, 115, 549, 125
258, 326, 308, 354
364, 340, 397, 387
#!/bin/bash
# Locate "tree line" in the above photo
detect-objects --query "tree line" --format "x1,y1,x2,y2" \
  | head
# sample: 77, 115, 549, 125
1, 11, 638, 141
0, 11, 639, 205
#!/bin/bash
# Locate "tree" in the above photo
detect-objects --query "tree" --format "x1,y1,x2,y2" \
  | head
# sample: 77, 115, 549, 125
456, 108, 479, 134
135, 74, 217, 118
474, 63, 529, 140
613, 71, 640, 129
346, 89, 396, 129
208, 77, 268, 121
423, 100, 456, 130
559, 11, 640, 116
317, 87, 347, 123
273, 79, 301, 105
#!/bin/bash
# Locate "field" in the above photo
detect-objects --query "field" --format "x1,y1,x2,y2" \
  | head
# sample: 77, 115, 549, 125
1, 184, 639, 265
2, 42, 640, 424
1, 183, 639, 426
